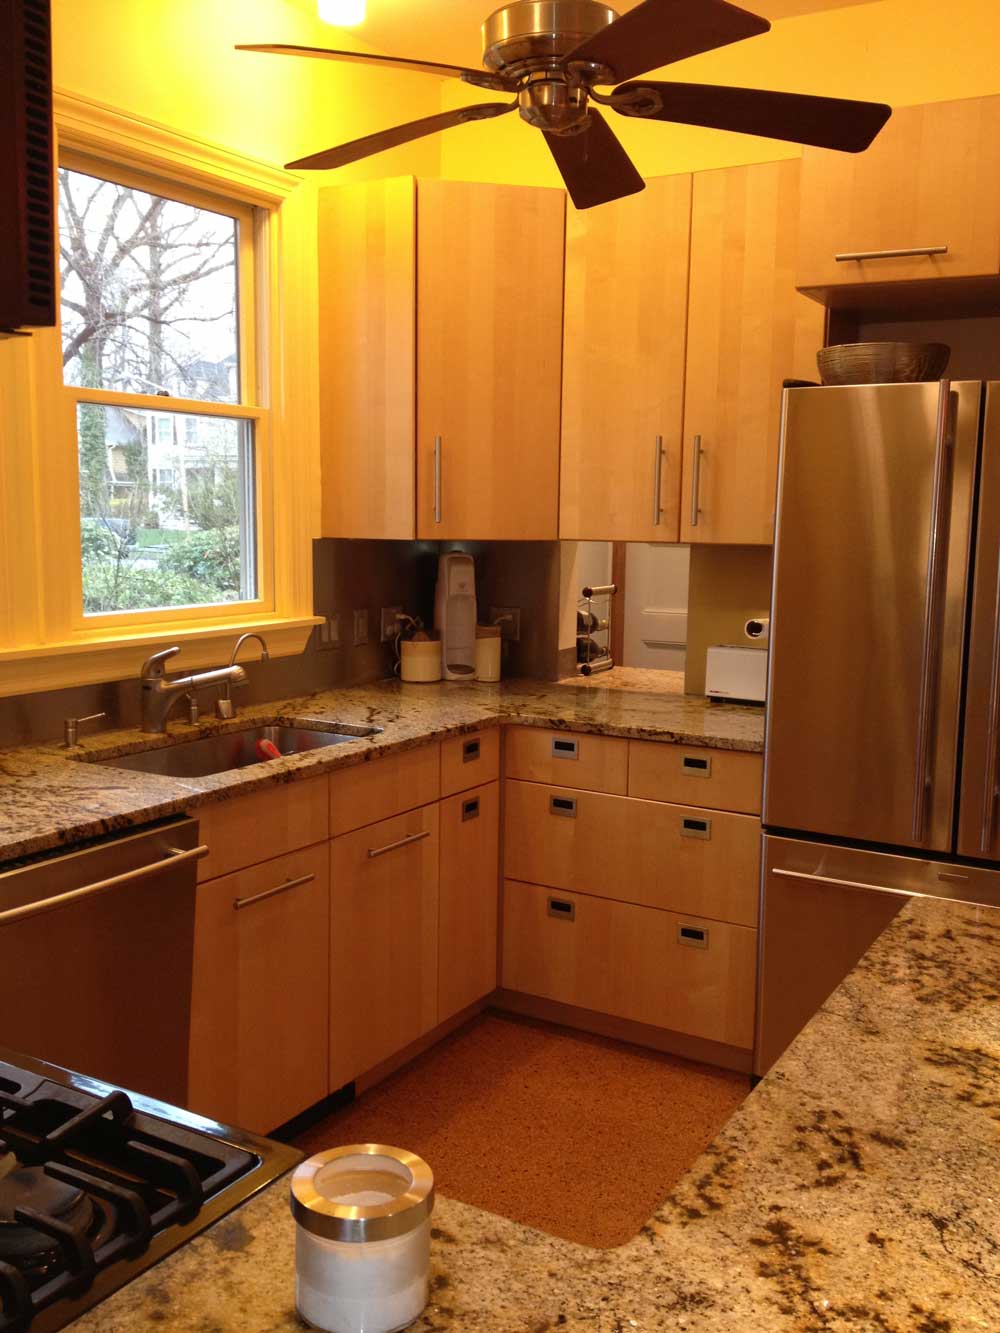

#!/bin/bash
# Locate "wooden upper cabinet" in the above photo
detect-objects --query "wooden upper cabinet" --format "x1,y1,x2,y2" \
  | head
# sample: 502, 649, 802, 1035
318, 179, 416, 540
681, 160, 824, 546
416, 180, 565, 540
559, 175, 692, 541
796, 96, 1000, 294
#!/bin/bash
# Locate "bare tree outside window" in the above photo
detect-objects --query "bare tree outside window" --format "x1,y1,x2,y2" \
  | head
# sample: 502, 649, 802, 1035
59, 167, 256, 615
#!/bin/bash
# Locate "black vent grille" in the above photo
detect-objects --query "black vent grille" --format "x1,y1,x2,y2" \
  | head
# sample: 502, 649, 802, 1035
0, 0, 56, 331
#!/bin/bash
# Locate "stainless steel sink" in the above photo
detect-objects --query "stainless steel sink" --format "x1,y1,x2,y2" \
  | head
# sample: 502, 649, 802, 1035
91, 723, 381, 779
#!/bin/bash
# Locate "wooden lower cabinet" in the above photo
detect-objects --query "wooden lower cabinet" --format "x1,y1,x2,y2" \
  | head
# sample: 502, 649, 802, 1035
503, 727, 628, 794
504, 779, 760, 927
502, 879, 756, 1050
438, 781, 500, 1022
329, 804, 440, 1090
188, 842, 330, 1134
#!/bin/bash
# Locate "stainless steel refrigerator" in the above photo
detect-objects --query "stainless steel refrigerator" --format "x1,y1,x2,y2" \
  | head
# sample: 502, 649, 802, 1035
757, 379, 1000, 1073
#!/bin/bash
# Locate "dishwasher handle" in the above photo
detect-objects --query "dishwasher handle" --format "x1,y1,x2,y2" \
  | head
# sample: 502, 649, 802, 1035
0, 844, 208, 927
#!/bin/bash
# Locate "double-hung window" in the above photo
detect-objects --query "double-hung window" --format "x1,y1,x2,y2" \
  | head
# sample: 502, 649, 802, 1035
52, 155, 270, 627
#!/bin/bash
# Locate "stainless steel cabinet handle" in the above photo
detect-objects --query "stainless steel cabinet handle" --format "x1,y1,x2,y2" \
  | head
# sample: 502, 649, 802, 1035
367, 829, 431, 859
234, 872, 315, 911
690, 434, 703, 528
981, 548, 1000, 853
772, 865, 980, 909
652, 435, 664, 527
771, 867, 914, 900
912, 381, 953, 843
835, 245, 948, 262
0, 844, 209, 927
433, 436, 442, 524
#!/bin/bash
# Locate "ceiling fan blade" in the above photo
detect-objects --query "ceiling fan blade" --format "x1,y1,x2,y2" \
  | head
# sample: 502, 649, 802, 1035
566, 0, 770, 84
236, 44, 516, 92
612, 81, 892, 152
285, 103, 516, 171
544, 110, 645, 211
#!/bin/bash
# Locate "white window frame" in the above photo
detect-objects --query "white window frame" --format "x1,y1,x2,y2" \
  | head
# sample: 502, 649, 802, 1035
40, 152, 275, 632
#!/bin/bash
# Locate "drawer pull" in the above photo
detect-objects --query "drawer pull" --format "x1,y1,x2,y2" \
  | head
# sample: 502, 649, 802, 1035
463, 738, 481, 762
548, 896, 576, 922
549, 795, 577, 818
835, 245, 948, 263
462, 797, 480, 821
681, 817, 712, 840
682, 754, 712, 778
234, 872, 315, 911
678, 923, 709, 949
551, 737, 579, 760
367, 829, 431, 859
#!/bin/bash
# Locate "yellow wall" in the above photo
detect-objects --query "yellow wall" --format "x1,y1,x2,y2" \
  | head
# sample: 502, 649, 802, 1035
51, 0, 442, 180
438, 0, 1000, 186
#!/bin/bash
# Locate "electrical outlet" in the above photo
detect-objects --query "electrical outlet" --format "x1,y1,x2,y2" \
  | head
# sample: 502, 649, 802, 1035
380, 606, 403, 643
489, 607, 521, 642
353, 609, 369, 647
317, 614, 340, 650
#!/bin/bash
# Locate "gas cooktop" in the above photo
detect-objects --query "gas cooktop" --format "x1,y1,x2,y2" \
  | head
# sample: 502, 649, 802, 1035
0, 1048, 301, 1332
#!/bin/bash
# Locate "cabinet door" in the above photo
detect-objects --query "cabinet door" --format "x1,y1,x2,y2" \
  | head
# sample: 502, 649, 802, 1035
796, 96, 1000, 292
416, 180, 565, 540
330, 804, 440, 1089
189, 843, 330, 1134
318, 178, 417, 539
559, 175, 691, 541
439, 781, 500, 1022
681, 161, 824, 546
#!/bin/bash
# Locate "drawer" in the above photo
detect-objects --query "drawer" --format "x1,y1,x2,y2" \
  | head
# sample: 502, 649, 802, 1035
628, 742, 762, 815
329, 742, 440, 837
441, 728, 500, 798
196, 776, 330, 881
503, 727, 628, 794
501, 879, 756, 1050
503, 779, 760, 927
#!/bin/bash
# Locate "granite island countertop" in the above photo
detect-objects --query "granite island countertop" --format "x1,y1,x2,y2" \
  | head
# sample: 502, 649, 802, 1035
0, 675, 763, 863
69, 893, 1000, 1331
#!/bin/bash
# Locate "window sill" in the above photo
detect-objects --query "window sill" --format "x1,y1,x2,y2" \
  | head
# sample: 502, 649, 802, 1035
0, 616, 323, 699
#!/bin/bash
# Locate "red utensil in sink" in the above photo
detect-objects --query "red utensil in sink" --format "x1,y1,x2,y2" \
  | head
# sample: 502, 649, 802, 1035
256, 738, 283, 761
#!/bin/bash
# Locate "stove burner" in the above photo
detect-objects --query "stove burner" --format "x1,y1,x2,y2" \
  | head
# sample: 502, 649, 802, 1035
0, 1164, 118, 1275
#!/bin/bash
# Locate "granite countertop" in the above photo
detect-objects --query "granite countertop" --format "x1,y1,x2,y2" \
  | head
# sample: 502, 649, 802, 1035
0, 675, 764, 864
70, 893, 1000, 1331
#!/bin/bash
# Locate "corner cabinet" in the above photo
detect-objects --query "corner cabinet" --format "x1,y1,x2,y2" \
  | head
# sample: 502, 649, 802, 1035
559, 175, 692, 541
796, 95, 1000, 299
680, 160, 824, 545
319, 178, 565, 542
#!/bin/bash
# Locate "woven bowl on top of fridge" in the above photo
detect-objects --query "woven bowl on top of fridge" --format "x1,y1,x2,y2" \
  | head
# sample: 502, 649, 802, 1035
817, 341, 951, 386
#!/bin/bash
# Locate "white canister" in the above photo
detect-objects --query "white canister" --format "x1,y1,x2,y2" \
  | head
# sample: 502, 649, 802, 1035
400, 638, 442, 683
474, 625, 502, 682
291, 1144, 435, 1333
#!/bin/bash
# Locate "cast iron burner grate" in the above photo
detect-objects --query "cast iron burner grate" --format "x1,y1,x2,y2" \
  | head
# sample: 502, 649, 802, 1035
0, 1054, 285, 1333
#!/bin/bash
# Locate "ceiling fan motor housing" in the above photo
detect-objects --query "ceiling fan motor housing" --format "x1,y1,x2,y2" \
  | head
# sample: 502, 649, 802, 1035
482, 1, 618, 73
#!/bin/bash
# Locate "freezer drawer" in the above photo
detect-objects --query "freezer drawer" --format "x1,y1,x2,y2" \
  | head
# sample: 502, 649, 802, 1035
764, 380, 981, 852
755, 835, 1000, 1075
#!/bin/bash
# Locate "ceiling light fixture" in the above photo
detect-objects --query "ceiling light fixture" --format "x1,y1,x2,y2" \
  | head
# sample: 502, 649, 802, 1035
318, 0, 365, 25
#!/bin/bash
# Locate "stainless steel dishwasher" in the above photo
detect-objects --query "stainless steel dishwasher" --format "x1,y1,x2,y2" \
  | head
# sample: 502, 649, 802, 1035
0, 817, 206, 1105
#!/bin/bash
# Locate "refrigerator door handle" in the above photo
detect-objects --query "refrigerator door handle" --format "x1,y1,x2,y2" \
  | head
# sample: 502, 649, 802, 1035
771, 866, 973, 905
980, 548, 1000, 853
912, 380, 954, 844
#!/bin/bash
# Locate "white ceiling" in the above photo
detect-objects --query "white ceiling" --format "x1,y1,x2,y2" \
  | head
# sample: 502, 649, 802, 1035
285, 0, 886, 66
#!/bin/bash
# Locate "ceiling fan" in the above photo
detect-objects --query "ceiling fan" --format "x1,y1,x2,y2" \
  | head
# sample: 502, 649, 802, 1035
238, 0, 892, 210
